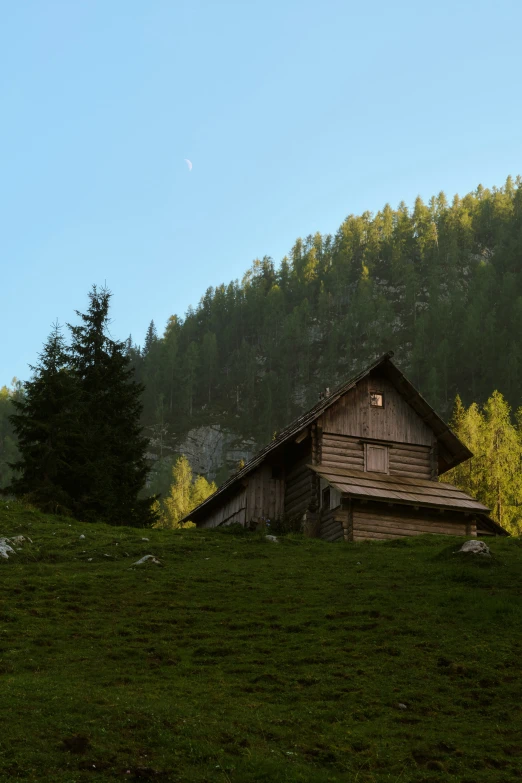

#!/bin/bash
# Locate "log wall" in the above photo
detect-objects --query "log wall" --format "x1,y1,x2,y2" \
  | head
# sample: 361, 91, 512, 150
321, 433, 364, 471
317, 507, 344, 542
351, 501, 476, 541
388, 442, 432, 480
321, 432, 433, 480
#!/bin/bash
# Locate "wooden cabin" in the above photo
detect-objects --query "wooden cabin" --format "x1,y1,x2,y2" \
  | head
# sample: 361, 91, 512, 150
182, 352, 507, 540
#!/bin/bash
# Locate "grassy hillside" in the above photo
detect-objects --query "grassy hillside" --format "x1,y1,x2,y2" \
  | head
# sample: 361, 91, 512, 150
1, 500, 521, 782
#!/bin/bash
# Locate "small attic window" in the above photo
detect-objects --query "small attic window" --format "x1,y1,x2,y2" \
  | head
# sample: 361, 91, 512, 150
370, 391, 384, 408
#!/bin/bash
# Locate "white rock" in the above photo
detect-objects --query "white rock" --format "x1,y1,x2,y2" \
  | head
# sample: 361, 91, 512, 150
398, 703, 408, 710
79, 534, 85, 540
132, 555, 163, 567
141, 537, 149, 541
458, 540, 491, 556
0, 538, 16, 560
265, 535, 279, 543
10, 535, 28, 544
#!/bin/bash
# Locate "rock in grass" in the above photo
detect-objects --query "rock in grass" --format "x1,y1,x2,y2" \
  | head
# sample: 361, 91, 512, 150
265, 535, 279, 543
458, 540, 491, 556
11, 535, 31, 544
132, 555, 163, 567
0, 538, 16, 560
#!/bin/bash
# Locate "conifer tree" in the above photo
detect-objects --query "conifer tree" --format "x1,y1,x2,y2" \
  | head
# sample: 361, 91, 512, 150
191, 473, 217, 508
162, 454, 193, 524
446, 392, 522, 534
445, 396, 485, 499
143, 320, 158, 357
155, 455, 216, 528
67, 286, 157, 526
5, 324, 79, 513
481, 391, 522, 531
201, 332, 218, 402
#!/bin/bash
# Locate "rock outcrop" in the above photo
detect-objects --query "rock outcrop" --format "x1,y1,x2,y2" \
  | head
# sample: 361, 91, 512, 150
175, 425, 256, 481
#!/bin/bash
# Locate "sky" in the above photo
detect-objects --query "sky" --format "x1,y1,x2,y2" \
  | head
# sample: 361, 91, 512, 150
1, 0, 521, 385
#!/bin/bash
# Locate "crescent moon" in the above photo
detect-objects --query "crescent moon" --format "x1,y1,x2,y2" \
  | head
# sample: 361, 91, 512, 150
184, 159, 192, 171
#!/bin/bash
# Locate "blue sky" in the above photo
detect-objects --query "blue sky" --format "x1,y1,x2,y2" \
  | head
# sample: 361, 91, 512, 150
1, 0, 521, 385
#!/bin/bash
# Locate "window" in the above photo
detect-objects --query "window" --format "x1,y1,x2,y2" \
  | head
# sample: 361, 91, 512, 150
322, 487, 331, 509
370, 391, 384, 407
364, 443, 389, 473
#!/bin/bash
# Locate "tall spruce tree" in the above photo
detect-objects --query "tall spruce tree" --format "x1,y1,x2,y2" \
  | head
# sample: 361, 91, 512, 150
67, 286, 157, 526
6, 324, 79, 513
143, 320, 158, 356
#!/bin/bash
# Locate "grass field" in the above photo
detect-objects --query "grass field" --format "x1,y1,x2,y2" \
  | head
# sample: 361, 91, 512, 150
0, 499, 521, 782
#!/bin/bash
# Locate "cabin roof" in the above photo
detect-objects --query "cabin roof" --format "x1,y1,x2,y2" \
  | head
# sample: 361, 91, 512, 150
314, 463, 508, 536
182, 352, 472, 524
312, 464, 489, 514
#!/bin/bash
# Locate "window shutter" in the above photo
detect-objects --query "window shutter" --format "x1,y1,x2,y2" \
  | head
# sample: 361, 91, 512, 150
365, 443, 388, 473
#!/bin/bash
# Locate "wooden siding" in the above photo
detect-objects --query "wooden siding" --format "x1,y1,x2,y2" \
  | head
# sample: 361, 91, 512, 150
246, 464, 285, 524
321, 374, 434, 447
321, 432, 433, 480
284, 455, 313, 520
200, 488, 247, 528
351, 501, 475, 541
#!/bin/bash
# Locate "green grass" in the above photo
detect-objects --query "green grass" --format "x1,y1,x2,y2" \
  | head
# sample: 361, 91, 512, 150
1, 499, 521, 782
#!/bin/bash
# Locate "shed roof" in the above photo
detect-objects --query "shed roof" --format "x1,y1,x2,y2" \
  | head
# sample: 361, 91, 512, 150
182, 352, 472, 524
311, 464, 489, 514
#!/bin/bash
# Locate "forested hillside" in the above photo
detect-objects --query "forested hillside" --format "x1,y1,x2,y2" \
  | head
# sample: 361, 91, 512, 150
127, 176, 522, 474
2, 176, 522, 493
